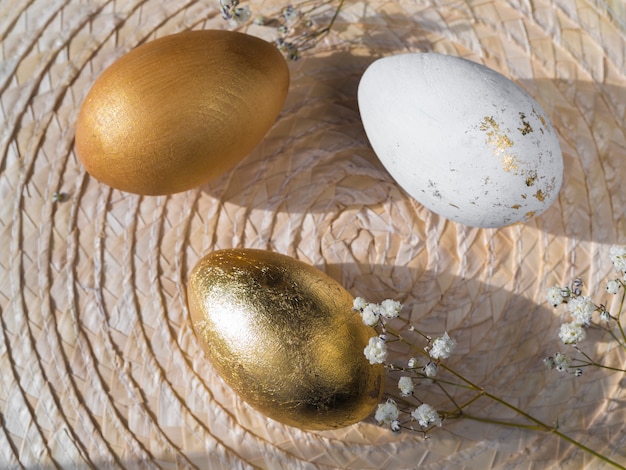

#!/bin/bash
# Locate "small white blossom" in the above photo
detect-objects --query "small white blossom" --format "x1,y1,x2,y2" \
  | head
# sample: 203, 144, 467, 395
398, 376, 414, 397
380, 299, 402, 318
411, 403, 442, 428
543, 356, 555, 369
546, 286, 565, 307
559, 322, 586, 344
364, 336, 388, 364
423, 362, 438, 378
571, 278, 583, 296
360, 303, 380, 326
429, 332, 456, 360
281, 5, 300, 25
407, 357, 419, 368
230, 6, 251, 24
353, 297, 367, 311
390, 419, 401, 433
606, 279, 621, 295
567, 296, 595, 326
600, 309, 611, 322
375, 399, 399, 425
219, 0, 236, 9
609, 245, 626, 273
554, 352, 570, 372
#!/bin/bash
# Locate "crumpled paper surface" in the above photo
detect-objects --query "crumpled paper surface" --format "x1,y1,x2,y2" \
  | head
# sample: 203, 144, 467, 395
1, 0, 625, 468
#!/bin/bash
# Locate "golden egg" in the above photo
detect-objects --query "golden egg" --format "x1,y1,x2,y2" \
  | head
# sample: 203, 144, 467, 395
187, 248, 384, 430
74, 30, 289, 195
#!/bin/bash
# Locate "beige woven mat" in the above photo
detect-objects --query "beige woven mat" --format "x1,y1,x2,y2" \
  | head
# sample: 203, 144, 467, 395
1, 0, 626, 468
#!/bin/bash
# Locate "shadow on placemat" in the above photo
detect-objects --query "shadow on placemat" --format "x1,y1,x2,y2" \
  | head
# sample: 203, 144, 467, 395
200, 47, 626, 244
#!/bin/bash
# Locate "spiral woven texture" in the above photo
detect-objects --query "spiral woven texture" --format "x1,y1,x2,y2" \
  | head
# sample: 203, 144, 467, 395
1, 0, 625, 468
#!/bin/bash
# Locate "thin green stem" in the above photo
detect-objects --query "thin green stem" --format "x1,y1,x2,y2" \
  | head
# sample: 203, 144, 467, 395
380, 322, 625, 468
442, 392, 485, 418
307, 0, 344, 38
442, 365, 625, 468
589, 363, 626, 373
573, 347, 626, 373
615, 287, 626, 346
461, 414, 548, 431
603, 326, 626, 351
433, 378, 463, 411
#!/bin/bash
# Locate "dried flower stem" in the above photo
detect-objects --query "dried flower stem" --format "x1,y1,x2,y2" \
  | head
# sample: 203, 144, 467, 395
278, 0, 345, 56
221, 0, 345, 59
614, 286, 626, 346
380, 321, 625, 469
570, 346, 626, 373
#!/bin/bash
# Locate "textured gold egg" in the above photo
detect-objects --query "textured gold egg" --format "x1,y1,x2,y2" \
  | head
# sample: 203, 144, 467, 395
75, 30, 289, 195
187, 249, 384, 430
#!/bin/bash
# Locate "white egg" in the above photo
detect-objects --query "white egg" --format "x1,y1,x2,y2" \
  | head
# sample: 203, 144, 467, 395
357, 53, 563, 228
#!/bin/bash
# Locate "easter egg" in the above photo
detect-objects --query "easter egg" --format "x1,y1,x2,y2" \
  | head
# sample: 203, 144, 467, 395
358, 52, 563, 228
187, 248, 384, 430
75, 30, 289, 195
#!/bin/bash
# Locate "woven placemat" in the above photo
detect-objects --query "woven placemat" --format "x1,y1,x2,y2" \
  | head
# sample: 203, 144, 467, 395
1, 0, 625, 468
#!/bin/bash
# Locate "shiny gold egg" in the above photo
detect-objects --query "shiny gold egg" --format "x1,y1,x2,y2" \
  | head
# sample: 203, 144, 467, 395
75, 30, 289, 195
187, 248, 384, 430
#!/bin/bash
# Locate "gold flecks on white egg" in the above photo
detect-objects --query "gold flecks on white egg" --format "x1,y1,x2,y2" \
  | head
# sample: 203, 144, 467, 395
357, 52, 563, 228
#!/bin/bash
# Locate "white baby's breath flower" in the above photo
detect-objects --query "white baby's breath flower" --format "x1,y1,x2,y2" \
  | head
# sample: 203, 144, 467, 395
600, 309, 611, 322
423, 362, 438, 378
543, 356, 555, 370
281, 5, 300, 25
364, 336, 388, 364
554, 352, 570, 372
407, 357, 419, 368
606, 279, 621, 295
429, 332, 456, 360
390, 419, 401, 433
398, 376, 414, 397
219, 0, 236, 10
567, 296, 595, 326
411, 403, 442, 428
380, 299, 402, 318
219, 0, 237, 18
559, 322, 586, 344
231, 5, 251, 24
360, 303, 380, 326
546, 286, 565, 307
353, 297, 367, 311
609, 245, 626, 273
375, 398, 399, 425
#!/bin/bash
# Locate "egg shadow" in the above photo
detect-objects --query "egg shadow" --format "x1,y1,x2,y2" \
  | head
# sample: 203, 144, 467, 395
315, 262, 624, 454
197, 44, 625, 245
176, 259, 625, 464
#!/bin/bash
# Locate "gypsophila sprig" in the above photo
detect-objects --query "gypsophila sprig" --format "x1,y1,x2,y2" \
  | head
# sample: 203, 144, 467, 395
374, 398, 399, 425
364, 336, 387, 365
219, 0, 345, 60
609, 245, 626, 275
546, 285, 566, 307
412, 403, 442, 428
567, 296, 595, 326
607, 279, 621, 295
545, 248, 626, 375
355, 291, 626, 468
398, 376, 414, 397
381, 299, 402, 318
219, 0, 251, 26
559, 322, 586, 344
360, 303, 381, 326
428, 332, 456, 360
423, 361, 438, 378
